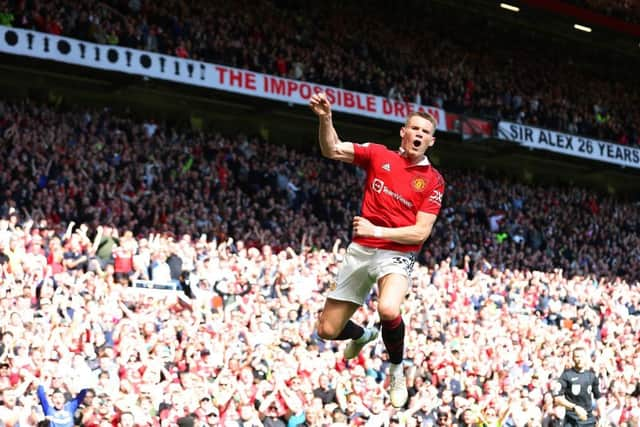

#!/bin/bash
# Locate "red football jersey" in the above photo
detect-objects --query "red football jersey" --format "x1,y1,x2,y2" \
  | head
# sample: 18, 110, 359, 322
352, 143, 445, 253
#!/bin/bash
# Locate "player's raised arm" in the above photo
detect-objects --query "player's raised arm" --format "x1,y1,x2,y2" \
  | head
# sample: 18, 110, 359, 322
309, 92, 354, 163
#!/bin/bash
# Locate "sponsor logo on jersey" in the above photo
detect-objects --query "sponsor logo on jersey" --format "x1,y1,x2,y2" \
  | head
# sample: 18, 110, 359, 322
371, 178, 413, 208
382, 163, 391, 172
429, 189, 443, 204
372, 178, 384, 193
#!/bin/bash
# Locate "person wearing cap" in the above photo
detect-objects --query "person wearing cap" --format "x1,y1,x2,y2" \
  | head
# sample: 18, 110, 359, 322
204, 408, 221, 427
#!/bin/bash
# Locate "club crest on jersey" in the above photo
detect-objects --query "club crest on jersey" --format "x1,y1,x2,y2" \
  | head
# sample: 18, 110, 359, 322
412, 177, 426, 192
571, 384, 581, 395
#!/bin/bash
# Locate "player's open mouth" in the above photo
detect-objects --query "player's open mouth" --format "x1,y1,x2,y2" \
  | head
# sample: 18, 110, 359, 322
412, 139, 422, 148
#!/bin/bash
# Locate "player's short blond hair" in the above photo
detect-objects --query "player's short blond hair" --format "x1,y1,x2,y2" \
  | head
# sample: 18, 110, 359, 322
405, 111, 438, 134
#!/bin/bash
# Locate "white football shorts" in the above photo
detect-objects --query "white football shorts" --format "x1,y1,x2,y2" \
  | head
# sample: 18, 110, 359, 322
327, 242, 416, 305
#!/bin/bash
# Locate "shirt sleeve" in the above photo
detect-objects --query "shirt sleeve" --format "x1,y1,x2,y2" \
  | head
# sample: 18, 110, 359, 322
553, 371, 568, 397
37, 385, 52, 415
70, 388, 88, 412
591, 372, 602, 399
351, 143, 377, 169
419, 173, 445, 215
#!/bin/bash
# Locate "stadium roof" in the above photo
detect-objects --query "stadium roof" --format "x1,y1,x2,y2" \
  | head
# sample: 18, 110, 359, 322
433, 0, 640, 61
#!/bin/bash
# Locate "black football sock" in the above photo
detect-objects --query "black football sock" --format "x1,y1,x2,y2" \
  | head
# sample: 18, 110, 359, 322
381, 315, 405, 365
334, 320, 365, 341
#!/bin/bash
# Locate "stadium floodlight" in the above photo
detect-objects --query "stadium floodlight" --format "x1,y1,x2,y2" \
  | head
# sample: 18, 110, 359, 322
573, 24, 592, 32
500, 3, 520, 12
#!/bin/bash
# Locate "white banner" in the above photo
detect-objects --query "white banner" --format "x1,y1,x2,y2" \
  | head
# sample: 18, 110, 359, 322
132, 279, 180, 291
497, 121, 640, 169
0, 26, 446, 130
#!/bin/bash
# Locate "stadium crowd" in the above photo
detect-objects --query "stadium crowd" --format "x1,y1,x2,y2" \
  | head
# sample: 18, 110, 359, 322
1, 0, 639, 147
0, 98, 639, 426
565, 0, 640, 25
1, 99, 639, 282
